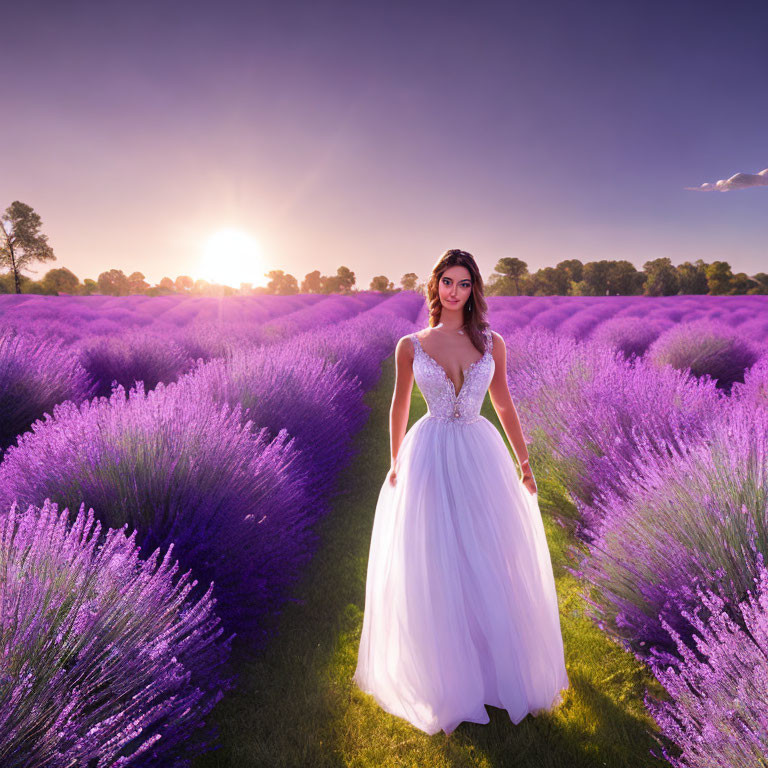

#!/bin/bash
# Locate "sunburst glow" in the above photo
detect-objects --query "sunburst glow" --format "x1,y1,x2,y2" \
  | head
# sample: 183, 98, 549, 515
199, 228, 264, 288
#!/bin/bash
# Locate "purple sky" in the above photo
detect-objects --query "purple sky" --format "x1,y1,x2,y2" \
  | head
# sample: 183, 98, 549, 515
2, 0, 766, 288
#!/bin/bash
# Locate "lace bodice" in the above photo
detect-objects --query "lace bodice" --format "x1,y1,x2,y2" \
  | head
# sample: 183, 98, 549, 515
410, 327, 495, 423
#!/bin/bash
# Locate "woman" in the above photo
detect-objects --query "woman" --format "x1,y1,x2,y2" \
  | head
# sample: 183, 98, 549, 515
354, 248, 569, 736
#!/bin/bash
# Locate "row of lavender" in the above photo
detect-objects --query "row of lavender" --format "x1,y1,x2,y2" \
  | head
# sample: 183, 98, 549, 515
488, 293, 768, 348
0, 292, 422, 766
493, 296, 768, 767
0, 292, 389, 424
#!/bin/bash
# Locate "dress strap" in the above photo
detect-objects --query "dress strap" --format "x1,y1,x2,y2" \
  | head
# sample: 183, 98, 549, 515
484, 326, 493, 353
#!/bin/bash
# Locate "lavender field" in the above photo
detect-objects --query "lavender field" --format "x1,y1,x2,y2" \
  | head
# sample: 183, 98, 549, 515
2, 291, 767, 767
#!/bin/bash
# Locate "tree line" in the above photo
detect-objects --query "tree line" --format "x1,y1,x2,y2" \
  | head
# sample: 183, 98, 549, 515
2, 200, 766, 297
484, 256, 768, 296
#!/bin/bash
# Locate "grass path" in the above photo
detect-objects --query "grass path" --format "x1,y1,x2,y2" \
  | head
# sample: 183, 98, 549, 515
193, 354, 671, 768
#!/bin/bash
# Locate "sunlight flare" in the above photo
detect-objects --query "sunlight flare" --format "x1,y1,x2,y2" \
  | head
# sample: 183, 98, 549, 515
199, 228, 264, 287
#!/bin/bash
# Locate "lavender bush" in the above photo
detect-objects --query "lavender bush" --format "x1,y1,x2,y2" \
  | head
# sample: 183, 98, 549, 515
589, 315, 666, 359
502, 326, 722, 516
177, 342, 369, 503
259, 294, 367, 340
558, 304, 618, 340
281, 311, 411, 391
0, 499, 234, 767
0, 328, 95, 452
736, 315, 768, 345
644, 552, 768, 767
573, 401, 768, 659
0, 381, 313, 644
170, 320, 263, 363
76, 328, 196, 397
732, 354, 768, 409
647, 318, 762, 392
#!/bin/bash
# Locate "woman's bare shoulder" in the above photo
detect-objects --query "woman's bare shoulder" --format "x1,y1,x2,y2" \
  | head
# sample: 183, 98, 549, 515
489, 330, 506, 360
399, 327, 433, 346
395, 332, 418, 360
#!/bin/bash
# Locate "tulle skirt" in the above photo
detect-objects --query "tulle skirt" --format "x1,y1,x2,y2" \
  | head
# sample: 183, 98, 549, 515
354, 413, 569, 735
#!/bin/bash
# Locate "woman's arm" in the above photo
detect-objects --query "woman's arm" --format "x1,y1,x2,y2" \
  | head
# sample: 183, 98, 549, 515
389, 336, 415, 470
487, 332, 536, 490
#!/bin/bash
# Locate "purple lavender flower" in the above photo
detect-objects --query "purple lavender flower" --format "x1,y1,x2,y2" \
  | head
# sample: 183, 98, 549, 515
575, 400, 768, 660
176, 341, 369, 503
732, 354, 768, 408
501, 326, 722, 513
647, 318, 762, 393
0, 381, 312, 644
282, 310, 418, 391
644, 552, 768, 767
0, 499, 234, 767
76, 327, 196, 397
589, 315, 666, 359
0, 328, 95, 452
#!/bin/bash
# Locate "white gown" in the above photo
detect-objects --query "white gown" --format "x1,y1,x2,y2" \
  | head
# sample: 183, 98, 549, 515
354, 327, 569, 735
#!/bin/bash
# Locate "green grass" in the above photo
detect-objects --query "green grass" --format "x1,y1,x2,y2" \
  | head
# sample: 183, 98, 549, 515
193, 355, 671, 768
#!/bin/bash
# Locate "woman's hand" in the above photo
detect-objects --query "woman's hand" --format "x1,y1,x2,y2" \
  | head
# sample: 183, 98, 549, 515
522, 472, 537, 495
388, 462, 398, 486
518, 456, 537, 495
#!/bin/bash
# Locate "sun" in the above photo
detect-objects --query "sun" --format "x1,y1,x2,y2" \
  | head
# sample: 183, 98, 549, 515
199, 228, 264, 288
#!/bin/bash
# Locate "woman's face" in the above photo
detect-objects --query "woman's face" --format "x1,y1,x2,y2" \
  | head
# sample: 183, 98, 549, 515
438, 266, 473, 310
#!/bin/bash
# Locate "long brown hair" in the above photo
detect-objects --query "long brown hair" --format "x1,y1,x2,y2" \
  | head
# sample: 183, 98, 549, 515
425, 249, 490, 354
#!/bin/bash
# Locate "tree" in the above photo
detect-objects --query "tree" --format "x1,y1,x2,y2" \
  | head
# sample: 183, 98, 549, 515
300, 270, 323, 293
313, 267, 357, 295
175, 275, 194, 293
127, 271, 149, 294
335, 266, 356, 294
530, 266, 570, 295
605, 260, 642, 295
80, 278, 98, 295
0, 272, 32, 293
265, 269, 299, 295
493, 257, 529, 295
570, 279, 592, 296
730, 272, 758, 294
643, 257, 679, 296
706, 261, 733, 295
581, 261, 612, 295
0, 201, 56, 294
370, 275, 394, 292
749, 272, 768, 294
556, 259, 584, 284
42, 267, 80, 295
485, 271, 516, 296
320, 274, 342, 294
400, 272, 419, 291
97, 269, 130, 296
159, 276, 175, 291
676, 260, 709, 295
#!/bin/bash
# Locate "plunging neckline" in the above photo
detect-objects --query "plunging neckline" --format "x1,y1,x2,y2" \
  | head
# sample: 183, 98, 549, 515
412, 333, 488, 400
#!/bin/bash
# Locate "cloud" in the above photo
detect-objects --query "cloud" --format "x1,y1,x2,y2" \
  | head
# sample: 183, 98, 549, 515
685, 167, 768, 191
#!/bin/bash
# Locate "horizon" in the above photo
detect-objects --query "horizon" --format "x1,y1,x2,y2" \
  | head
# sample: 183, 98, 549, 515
9, 252, 767, 295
